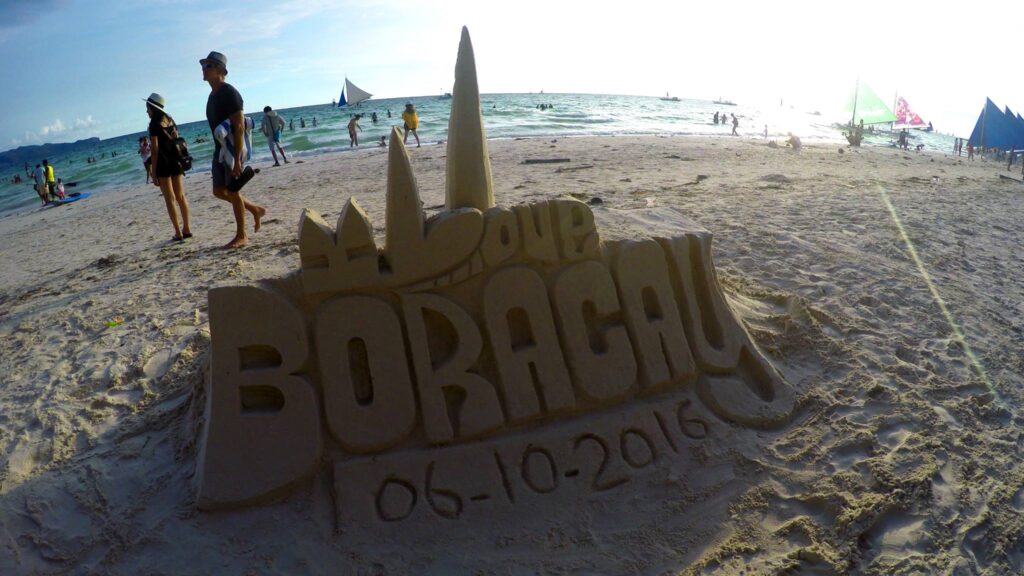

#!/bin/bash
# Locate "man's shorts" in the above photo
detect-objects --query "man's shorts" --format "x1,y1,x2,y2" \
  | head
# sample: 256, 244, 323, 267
211, 158, 233, 189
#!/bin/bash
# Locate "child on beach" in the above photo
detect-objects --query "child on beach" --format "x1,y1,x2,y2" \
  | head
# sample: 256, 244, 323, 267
786, 132, 802, 151
138, 137, 152, 183
378, 135, 386, 148
55, 178, 65, 200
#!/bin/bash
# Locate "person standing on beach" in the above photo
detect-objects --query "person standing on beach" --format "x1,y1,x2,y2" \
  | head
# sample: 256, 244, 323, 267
201, 51, 265, 249
146, 93, 192, 242
42, 159, 56, 200
261, 106, 289, 166
402, 103, 420, 147
138, 137, 153, 183
347, 114, 363, 147
731, 114, 738, 136
32, 163, 47, 205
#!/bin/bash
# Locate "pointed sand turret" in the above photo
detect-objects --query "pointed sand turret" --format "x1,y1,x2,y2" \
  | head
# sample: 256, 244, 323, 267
445, 26, 494, 211
385, 127, 483, 284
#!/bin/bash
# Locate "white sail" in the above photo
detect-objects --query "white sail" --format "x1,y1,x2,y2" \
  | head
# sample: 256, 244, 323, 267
345, 78, 372, 106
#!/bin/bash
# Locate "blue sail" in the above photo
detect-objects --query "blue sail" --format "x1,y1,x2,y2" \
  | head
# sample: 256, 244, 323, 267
1005, 107, 1024, 148
337, 87, 346, 108
968, 98, 1021, 150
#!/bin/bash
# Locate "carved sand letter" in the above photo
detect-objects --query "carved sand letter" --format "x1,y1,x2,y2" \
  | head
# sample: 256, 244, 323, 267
480, 207, 520, 267
658, 234, 743, 371
445, 26, 495, 211
386, 127, 484, 285
402, 293, 505, 443
515, 202, 560, 263
299, 200, 380, 293
658, 234, 795, 428
198, 285, 321, 509
483, 266, 575, 421
552, 260, 637, 402
611, 240, 696, 390
317, 295, 417, 453
552, 198, 600, 261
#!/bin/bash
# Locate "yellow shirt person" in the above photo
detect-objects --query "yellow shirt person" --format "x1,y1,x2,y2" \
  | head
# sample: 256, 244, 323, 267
401, 103, 420, 148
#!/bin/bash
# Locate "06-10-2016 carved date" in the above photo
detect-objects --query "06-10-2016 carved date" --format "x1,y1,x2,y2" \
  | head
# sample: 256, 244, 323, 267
333, 397, 711, 525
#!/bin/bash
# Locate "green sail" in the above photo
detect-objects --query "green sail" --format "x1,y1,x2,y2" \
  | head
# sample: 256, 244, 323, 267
845, 82, 897, 125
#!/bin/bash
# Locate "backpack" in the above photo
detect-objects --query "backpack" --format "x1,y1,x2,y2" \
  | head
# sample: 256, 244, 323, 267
172, 136, 193, 172
161, 119, 193, 172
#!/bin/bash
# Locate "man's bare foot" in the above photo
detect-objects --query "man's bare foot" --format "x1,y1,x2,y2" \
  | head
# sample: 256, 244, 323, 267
251, 205, 266, 232
224, 236, 249, 249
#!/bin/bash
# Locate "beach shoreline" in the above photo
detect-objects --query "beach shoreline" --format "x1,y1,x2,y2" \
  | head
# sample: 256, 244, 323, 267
0, 91, 959, 219
1, 134, 1022, 574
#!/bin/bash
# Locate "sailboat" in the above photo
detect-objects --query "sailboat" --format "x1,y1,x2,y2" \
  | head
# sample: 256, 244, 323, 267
846, 78, 897, 127
660, 92, 680, 102
893, 96, 927, 130
843, 77, 897, 145
337, 77, 372, 107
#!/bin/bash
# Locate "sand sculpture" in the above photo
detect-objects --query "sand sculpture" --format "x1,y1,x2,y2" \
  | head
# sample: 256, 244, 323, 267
195, 28, 796, 516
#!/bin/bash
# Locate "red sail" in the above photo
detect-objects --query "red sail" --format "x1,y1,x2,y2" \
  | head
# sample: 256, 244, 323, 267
894, 96, 926, 128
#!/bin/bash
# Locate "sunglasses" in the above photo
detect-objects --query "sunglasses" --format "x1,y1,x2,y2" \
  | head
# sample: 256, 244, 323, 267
202, 62, 219, 70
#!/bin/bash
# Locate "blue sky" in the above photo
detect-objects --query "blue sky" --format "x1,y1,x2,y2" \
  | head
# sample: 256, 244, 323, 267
2, 0, 1022, 151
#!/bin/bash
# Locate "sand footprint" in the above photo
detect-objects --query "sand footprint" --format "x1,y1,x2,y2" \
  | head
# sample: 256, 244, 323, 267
143, 348, 175, 381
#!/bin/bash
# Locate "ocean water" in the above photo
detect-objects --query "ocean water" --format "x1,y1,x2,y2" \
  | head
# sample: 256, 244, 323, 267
0, 93, 955, 218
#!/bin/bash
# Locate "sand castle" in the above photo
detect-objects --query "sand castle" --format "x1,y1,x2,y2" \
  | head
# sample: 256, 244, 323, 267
196, 28, 796, 517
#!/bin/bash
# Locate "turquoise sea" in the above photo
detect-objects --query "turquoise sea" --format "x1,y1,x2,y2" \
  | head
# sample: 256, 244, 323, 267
0, 92, 955, 218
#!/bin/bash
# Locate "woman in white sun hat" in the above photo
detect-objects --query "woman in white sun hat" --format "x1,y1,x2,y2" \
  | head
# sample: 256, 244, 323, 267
145, 92, 192, 242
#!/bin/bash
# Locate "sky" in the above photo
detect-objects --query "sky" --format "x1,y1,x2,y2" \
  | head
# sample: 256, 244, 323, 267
1, 0, 1022, 151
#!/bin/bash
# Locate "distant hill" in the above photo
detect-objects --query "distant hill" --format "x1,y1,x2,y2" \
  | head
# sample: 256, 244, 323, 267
0, 137, 102, 172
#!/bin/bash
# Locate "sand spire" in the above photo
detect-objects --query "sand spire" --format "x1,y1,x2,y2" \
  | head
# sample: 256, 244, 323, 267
385, 126, 483, 283
445, 26, 494, 211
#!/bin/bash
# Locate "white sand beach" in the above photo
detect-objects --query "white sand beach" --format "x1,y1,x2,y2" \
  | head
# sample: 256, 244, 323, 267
2, 135, 1023, 575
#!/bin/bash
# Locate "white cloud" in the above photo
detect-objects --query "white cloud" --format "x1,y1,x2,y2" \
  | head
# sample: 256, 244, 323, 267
18, 115, 102, 145
38, 115, 99, 136
74, 115, 98, 130
39, 119, 66, 137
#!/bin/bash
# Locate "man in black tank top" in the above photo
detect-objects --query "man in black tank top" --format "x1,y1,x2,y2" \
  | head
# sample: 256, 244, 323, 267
201, 51, 265, 249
